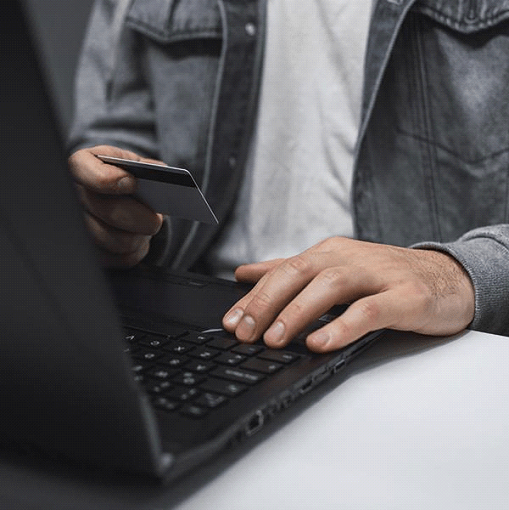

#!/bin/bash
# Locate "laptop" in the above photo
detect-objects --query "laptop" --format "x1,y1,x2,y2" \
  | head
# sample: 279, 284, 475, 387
0, 0, 381, 482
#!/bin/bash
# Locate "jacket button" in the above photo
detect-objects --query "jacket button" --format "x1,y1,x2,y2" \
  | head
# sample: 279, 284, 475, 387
245, 22, 256, 36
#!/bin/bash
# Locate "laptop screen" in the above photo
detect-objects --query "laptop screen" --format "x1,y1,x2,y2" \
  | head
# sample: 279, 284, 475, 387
0, 0, 166, 475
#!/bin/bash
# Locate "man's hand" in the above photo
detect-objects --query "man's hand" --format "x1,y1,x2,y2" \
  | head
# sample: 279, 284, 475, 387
68, 145, 164, 267
223, 237, 475, 352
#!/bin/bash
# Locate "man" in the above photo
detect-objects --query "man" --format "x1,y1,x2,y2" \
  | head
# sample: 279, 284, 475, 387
68, 0, 509, 353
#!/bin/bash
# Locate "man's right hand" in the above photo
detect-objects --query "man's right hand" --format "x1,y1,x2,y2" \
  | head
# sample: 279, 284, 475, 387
68, 145, 164, 267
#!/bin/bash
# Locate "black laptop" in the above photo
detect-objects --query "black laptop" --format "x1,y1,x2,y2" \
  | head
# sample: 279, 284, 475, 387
0, 0, 380, 481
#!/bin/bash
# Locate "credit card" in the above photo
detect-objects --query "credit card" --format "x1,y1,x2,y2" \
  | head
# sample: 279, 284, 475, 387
97, 155, 218, 224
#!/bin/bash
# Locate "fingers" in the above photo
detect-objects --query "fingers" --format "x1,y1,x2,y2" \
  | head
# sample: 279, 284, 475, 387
263, 265, 378, 349
84, 211, 152, 256
224, 253, 321, 343
225, 258, 379, 349
306, 289, 412, 352
223, 259, 287, 336
234, 258, 285, 282
69, 145, 140, 194
76, 187, 163, 236
69, 146, 164, 267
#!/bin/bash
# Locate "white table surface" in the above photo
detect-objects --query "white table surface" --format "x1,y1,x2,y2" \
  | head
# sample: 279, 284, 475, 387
1, 329, 508, 510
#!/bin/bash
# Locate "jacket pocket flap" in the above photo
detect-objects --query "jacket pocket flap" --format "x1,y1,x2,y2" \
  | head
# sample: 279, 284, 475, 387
126, 0, 222, 43
414, 0, 509, 33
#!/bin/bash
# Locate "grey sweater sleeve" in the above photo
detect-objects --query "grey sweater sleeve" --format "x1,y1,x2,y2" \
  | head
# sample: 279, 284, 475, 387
414, 225, 509, 336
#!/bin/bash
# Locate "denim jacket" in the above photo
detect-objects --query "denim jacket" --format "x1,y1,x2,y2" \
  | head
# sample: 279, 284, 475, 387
69, 0, 509, 335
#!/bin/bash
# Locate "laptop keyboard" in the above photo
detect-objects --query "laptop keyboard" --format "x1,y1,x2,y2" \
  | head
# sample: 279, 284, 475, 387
123, 326, 301, 419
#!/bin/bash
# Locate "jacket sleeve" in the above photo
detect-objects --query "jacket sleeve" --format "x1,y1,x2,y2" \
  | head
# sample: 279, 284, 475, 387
68, 0, 160, 158
67, 0, 174, 266
414, 225, 509, 337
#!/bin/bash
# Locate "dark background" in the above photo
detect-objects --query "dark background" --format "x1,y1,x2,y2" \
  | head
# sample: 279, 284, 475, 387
24, 0, 94, 134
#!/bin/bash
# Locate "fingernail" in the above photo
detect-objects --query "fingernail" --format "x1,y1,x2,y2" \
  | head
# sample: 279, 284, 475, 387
223, 308, 243, 328
265, 321, 285, 345
237, 315, 256, 341
309, 330, 330, 349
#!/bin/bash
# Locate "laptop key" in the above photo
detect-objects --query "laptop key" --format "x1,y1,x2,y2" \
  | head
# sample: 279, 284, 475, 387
189, 346, 220, 360
241, 358, 282, 374
132, 348, 164, 362
146, 367, 178, 381
186, 333, 214, 345
146, 380, 173, 395
200, 377, 247, 397
159, 354, 187, 368
258, 350, 299, 364
163, 340, 194, 355
211, 366, 265, 385
215, 352, 246, 366
160, 326, 191, 339
123, 344, 139, 355
123, 329, 146, 343
206, 336, 238, 350
131, 360, 153, 374
139, 334, 169, 349
152, 397, 180, 412
195, 392, 227, 408
172, 371, 205, 387
133, 373, 145, 384
180, 404, 208, 419
168, 387, 200, 402
185, 359, 217, 373
231, 344, 264, 356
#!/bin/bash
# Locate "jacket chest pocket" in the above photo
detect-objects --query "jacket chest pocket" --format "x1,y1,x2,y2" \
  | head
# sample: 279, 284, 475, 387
415, 0, 509, 232
367, 0, 509, 241
124, 0, 224, 178
398, 0, 509, 166
126, 0, 223, 43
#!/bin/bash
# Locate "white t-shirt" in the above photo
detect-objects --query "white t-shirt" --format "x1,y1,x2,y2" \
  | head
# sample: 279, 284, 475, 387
207, 0, 373, 278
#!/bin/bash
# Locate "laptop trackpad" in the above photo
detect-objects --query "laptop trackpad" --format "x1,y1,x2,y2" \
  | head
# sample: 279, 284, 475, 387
108, 269, 250, 330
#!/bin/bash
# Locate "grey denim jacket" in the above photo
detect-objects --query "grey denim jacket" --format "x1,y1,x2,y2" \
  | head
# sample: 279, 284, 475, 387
69, 0, 509, 336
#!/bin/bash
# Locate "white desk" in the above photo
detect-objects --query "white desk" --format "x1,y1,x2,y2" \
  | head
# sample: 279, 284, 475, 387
1, 329, 508, 510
